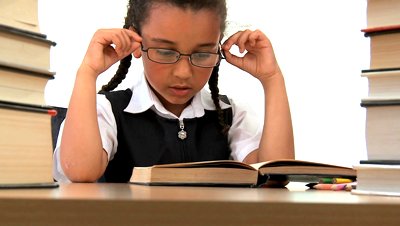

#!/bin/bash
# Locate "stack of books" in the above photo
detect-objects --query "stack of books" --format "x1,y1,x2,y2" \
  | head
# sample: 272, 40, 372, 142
353, 0, 400, 196
0, 0, 57, 188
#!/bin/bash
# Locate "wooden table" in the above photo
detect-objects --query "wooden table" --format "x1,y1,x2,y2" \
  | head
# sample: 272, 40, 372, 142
0, 182, 399, 226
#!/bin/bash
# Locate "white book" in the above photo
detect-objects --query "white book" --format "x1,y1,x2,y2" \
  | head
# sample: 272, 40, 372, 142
361, 69, 400, 99
361, 98, 400, 160
352, 163, 400, 197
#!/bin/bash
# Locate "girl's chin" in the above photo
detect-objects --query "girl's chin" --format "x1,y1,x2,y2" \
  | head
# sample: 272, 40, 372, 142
165, 97, 192, 106
161, 95, 193, 108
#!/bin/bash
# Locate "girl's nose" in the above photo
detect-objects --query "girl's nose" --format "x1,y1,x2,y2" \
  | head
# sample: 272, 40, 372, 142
172, 55, 193, 79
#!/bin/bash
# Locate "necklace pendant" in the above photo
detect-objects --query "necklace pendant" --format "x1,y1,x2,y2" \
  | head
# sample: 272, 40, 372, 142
178, 130, 187, 140
178, 120, 187, 140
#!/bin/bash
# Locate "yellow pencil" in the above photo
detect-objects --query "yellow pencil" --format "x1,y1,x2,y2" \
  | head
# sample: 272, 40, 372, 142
333, 178, 354, 184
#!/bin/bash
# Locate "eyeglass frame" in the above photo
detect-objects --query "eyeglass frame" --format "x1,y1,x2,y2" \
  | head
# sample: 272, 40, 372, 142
140, 43, 225, 68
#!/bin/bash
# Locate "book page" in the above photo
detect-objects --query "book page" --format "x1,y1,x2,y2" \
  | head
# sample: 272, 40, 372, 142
151, 160, 257, 170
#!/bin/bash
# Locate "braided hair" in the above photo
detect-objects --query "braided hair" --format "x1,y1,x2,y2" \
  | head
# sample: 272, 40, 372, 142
208, 65, 230, 135
100, 0, 229, 134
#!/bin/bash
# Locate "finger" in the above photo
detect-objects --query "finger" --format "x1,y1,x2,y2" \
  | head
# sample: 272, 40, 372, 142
222, 47, 243, 69
222, 30, 243, 51
223, 30, 252, 53
119, 29, 132, 53
120, 29, 142, 59
248, 29, 267, 48
110, 29, 137, 59
109, 30, 126, 57
248, 31, 259, 47
123, 29, 143, 51
236, 29, 252, 53
125, 29, 142, 54
127, 27, 143, 41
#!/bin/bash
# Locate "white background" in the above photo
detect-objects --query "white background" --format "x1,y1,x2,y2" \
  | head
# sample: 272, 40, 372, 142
39, 0, 370, 167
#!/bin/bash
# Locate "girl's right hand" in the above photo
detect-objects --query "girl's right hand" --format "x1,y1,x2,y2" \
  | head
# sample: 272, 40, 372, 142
80, 28, 142, 77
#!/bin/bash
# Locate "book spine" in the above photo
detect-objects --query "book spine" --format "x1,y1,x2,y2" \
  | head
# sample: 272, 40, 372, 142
0, 24, 56, 46
361, 68, 400, 74
360, 160, 400, 165
0, 61, 55, 79
362, 25, 400, 37
361, 99, 400, 107
0, 100, 57, 116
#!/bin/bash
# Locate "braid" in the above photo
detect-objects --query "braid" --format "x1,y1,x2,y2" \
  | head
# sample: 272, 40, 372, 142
208, 65, 230, 136
100, 54, 132, 92
99, 13, 135, 92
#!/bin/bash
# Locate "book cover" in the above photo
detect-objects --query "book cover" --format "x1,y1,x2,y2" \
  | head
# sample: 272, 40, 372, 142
0, 182, 59, 189
361, 98, 400, 107
360, 160, 400, 165
362, 68, 400, 73
360, 98, 400, 108
361, 24, 400, 37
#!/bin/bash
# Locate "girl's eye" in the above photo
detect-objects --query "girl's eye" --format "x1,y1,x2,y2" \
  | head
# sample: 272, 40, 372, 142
155, 49, 177, 57
193, 53, 212, 60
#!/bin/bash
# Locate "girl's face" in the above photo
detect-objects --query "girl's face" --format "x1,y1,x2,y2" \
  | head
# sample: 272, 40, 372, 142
140, 4, 222, 116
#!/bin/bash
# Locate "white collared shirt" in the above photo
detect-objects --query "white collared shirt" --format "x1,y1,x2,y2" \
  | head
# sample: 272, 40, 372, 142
53, 72, 262, 182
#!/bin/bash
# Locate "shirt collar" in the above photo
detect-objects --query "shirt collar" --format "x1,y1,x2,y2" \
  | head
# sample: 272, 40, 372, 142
124, 72, 231, 119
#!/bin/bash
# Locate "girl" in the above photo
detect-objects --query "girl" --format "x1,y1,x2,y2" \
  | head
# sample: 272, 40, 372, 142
53, 0, 295, 183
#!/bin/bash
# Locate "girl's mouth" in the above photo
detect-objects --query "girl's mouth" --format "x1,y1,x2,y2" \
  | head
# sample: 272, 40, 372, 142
169, 86, 191, 97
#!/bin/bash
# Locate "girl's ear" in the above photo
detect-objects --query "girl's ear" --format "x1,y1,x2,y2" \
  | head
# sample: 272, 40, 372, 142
129, 26, 142, 58
133, 47, 142, 59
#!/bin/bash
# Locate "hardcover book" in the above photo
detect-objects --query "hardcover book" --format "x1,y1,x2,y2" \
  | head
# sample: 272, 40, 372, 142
362, 26, 400, 70
0, 61, 54, 105
366, 0, 400, 28
352, 163, 400, 197
0, 0, 40, 33
130, 159, 356, 187
0, 100, 56, 186
361, 68, 400, 99
0, 24, 56, 72
361, 98, 400, 160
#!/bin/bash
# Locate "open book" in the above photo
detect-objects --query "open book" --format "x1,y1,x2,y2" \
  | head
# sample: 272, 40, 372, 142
130, 159, 356, 187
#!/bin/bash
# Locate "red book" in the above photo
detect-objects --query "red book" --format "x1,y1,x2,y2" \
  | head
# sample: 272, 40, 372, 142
361, 25, 400, 69
361, 24, 400, 36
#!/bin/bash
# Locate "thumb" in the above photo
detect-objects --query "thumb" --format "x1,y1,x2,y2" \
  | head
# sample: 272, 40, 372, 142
223, 49, 243, 69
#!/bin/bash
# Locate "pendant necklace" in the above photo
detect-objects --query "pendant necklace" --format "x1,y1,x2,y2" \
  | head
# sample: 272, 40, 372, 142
178, 120, 187, 140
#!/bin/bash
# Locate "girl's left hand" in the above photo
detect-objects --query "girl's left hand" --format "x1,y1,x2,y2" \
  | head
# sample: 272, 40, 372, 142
222, 29, 280, 81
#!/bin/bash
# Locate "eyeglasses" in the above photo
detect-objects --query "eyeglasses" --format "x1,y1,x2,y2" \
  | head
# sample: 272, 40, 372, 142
141, 44, 224, 68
